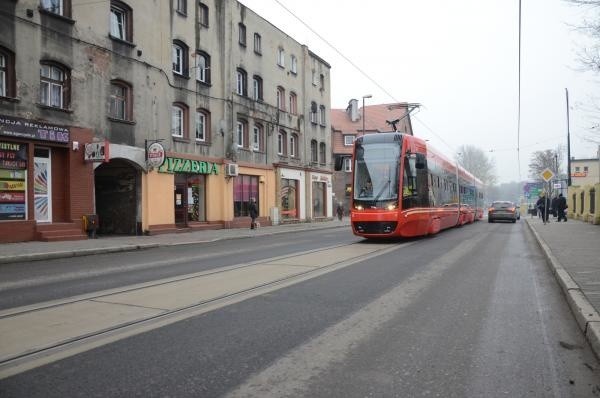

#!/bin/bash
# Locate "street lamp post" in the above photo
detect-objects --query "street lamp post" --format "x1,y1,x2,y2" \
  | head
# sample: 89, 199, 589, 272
362, 94, 372, 135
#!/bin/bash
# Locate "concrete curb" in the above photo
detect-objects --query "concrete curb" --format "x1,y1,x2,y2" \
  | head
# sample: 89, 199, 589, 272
525, 219, 600, 360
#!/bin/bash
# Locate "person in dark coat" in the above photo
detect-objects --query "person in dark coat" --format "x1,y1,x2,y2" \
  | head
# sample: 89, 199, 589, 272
536, 194, 550, 224
249, 197, 258, 229
556, 193, 568, 222
336, 202, 344, 220
551, 195, 558, 218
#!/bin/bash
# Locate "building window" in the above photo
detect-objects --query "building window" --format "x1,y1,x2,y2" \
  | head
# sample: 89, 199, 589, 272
198, 3, 209, 26
252, 75, 263, 101
253, 124, 263, 151
290, 55, 297, 74
584, 166, 589, 172
289, 92, 297, 115
319, 142, 326, 165
238, 23, 246, 46
196, 51, 210, 83
40, 0, 71, 17
278, 130, 287, 156
320, 73, 325, 90
172, 41, 189, 76
310, 140, 318, 162
175, 0, 186, 15
277, 86, 285, 111
236, 120, 247, 148
344, 157, 352, 172
319, 105, 326, 125
290, 133, 298, 158
233, 175, 259, 217
254, 33, 262, 54
40, 62, 69, 109
236, 68, 247, 96
344, 135, 355, 146
110, 1, 132, 42
196, 109, 209, 142
109, 80, 132, 120
312, 59, 318, 85
280, 179, 298, 219
310, 102, 318, 124
575, 166, 580, 172
0, 47, 15, 98
277, 47, 285, 67
172, 103, 188, 138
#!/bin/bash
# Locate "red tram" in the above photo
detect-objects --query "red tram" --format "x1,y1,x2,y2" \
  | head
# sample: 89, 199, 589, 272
335, 132, 484, 238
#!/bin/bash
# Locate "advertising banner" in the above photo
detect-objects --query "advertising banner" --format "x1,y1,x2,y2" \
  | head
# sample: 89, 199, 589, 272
0, 114, 69, 144
0, 180, 26, 191
0, 203, 26, 220
0, 142, 27, 170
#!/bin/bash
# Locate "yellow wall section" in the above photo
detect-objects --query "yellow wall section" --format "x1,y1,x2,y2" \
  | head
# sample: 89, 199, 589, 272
143, 171, 174, 229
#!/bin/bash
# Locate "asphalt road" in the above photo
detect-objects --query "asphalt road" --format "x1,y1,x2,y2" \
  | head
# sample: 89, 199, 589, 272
1, 221, 599, 397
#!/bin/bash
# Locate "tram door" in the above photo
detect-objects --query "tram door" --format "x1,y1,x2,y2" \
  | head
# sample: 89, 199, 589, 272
174, 174, 187, 227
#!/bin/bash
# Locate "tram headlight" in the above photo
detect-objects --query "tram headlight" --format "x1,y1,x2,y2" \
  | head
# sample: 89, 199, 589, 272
386, 204, 397, 211
355, 205, 364, 211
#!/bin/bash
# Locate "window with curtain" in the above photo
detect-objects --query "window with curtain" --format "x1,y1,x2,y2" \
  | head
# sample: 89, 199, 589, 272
233, 175, 259, 217
40, 63, 69, 109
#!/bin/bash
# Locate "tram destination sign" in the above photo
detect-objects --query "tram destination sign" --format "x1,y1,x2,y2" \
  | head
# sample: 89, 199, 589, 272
0, 114, 70, 144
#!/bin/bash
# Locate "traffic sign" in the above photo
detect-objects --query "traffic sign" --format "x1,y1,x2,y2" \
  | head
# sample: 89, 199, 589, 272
540, 168, 554, 182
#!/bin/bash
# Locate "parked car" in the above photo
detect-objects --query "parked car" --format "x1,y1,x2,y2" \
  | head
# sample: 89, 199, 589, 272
488, 201, 519, 223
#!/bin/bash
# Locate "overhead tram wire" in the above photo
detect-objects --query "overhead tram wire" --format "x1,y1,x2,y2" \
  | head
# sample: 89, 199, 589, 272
271, 0, 459, 155
517, 0, 522, 182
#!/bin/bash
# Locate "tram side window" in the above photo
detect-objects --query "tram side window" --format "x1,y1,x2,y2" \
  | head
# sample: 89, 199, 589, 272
403, 153, 429, 209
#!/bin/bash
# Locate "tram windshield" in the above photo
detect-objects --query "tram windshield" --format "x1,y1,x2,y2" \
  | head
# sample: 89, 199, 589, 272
353, 142, 400, 208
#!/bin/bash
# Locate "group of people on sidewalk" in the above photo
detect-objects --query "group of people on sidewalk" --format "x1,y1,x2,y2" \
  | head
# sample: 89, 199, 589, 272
535, 193, 568, 224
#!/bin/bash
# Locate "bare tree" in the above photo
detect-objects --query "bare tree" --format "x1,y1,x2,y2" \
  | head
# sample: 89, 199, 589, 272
565, 0, 600, 72
456, 145, 497, 186
528, 148, 565, 180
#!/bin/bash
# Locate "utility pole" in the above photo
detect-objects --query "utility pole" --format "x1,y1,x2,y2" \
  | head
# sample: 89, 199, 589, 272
566, 88, 572, 187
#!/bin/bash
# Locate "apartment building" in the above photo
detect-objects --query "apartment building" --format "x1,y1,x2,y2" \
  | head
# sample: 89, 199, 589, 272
0, 0, 331, 242
330, 100, 414, 211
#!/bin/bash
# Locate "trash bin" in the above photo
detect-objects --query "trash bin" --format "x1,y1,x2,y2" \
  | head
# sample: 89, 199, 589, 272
83, 214, 98, 238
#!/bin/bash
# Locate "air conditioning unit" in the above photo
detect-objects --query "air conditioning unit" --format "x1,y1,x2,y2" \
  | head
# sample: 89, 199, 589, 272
226, 163, 239, 177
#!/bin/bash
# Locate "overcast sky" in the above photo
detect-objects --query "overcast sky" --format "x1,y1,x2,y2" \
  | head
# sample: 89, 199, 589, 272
240, 0, 599, 183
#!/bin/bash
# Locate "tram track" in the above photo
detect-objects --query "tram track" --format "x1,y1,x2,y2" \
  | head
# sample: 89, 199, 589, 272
0, 241, 409, 379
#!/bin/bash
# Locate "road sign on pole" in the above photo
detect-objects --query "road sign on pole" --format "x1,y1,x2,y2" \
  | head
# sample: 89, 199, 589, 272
541, 168, 555, 182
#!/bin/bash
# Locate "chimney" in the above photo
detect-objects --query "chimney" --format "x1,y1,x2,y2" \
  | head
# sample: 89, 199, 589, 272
346, 99, 359, 122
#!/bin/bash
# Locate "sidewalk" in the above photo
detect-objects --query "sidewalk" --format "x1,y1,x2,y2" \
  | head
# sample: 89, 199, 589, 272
525, 216, 600, 359
0, 218, 351, 264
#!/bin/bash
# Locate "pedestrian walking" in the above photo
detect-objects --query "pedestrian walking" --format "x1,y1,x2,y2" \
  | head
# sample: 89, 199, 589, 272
556, 193, 568, 222
536, 194, 550, 224
249, 197, 258, 229
551, 195, 558, 218
336, 202, 344, 221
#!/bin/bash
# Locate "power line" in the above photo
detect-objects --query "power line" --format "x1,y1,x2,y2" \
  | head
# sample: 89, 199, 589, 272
517, 0, 522, 182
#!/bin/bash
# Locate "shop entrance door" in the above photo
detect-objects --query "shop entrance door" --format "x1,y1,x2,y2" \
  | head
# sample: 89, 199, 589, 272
174, 174, 187, 227
34, 148, 52, 223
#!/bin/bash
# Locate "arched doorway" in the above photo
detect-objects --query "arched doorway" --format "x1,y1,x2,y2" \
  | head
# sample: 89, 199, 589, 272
94, 158, 141, 235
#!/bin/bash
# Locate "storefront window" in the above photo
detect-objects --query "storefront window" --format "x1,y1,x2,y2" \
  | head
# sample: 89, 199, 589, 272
187, 175, 206, 222
312, 181, 325, 218
233, 174, 258, 217
0, 142, 28, 220
280, 178, 298, 219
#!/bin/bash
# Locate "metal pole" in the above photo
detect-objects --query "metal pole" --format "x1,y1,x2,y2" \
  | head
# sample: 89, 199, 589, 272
566, 88, 572, 187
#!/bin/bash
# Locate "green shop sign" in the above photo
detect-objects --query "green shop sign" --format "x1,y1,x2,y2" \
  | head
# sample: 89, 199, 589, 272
158, 157, 219, 175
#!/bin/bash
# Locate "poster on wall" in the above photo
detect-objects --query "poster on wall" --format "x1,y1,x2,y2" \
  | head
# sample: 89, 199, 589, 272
0, 142, 27, 220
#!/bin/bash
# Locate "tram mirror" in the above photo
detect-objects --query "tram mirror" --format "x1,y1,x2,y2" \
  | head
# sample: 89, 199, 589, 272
334, 155, 343, 171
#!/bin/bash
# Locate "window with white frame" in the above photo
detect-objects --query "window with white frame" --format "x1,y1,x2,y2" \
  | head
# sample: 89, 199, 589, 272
277, 48, 285, 67
254, 33, 261, 54
289, 92, 297, 115
253, 124, 262, 151
310, 140, 317, 162
290, 133, 298, 158
277, 86, 285, 111
319, 105, 326, 125
236, 121, 245, 147
198, 2, 209, 26
40, 63, 68, 108
236, 68, 247, 96
175, 0, 186, 15
290, 55, 297, 74
310, 102, 318, 124
195, 110, 207, 141
172, 43, 184, 75
171, 104, 186, 137
0, 53, 5, 97
110, 2, 126, 40
41, 0, 66, 16
343, 157, 352, 172
196, 52, 210, 83
109, 80, 131, 120
344, 135, 355, 146
1, 48, 15, 98
278, 130, 287, 155
319, 142, 326, 164
253, 75, 263, 101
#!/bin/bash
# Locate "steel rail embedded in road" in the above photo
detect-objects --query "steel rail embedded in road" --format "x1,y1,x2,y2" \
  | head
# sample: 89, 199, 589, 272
0, 241, 409, 379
